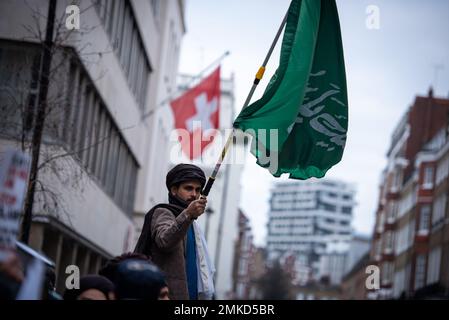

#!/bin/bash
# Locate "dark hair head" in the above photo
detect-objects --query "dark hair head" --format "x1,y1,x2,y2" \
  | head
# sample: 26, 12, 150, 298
99, 252, 150, 282
63, 275, 115, 300
114, 259, 167, 300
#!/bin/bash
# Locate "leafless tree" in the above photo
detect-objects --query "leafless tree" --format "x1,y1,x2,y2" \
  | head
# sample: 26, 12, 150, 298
0, 1, 124, 242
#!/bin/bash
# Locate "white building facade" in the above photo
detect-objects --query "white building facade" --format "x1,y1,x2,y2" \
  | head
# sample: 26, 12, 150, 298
318, 234, 370, 286
266, 179, 356, 282
0, 0, 185, 293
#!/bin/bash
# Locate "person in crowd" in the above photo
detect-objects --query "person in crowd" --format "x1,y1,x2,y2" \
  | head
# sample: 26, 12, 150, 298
63, 275, 115, 300
0, 249, 24, 299
113, 259, 169, 300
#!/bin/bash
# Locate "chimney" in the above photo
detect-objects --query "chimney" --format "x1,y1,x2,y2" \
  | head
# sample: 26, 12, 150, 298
428, 86, 434, 98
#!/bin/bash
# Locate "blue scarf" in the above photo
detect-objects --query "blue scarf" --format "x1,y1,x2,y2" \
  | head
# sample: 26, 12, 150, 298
185, 224, 198, 300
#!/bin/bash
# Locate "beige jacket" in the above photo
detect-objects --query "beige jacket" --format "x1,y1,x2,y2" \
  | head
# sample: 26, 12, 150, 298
150, 207, 192, 300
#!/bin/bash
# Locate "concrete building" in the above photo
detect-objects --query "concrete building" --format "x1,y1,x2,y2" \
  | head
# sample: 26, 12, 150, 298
293, 234, 370, 299
318, 241, 350, 286
371, 89, 449, 299
318, 233, 370, 286
266, 179, 356, 283
0, 0, 185, 293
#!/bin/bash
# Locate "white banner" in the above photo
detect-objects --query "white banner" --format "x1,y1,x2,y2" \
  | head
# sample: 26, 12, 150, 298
0, 149, 31, 250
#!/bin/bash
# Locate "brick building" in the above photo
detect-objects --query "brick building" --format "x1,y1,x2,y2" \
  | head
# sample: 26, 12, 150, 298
371, 88, 449, 299
231, 210, 255, 299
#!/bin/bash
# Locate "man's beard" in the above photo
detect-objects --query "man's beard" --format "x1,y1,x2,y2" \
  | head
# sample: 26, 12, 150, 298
186, 197, 196, 204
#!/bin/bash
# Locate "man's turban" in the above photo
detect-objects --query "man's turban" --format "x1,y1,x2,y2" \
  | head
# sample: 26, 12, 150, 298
166, 164, 206, 190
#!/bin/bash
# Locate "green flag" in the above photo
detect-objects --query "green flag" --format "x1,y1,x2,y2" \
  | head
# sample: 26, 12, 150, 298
233, 0, 348, 179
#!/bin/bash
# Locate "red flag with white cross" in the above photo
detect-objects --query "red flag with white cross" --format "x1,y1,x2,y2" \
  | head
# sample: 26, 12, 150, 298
170, 67, 220, 160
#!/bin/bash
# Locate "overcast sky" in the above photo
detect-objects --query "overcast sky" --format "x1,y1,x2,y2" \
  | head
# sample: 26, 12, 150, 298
178, 0, 449, 246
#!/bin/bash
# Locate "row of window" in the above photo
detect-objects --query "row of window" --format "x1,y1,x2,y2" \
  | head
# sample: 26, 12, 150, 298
376, 212, 445, 258
386, 151, 449, 198
94, 0, 151, 111
379, 188, 446, 231
271, 224, 313, 229
386, 160, 435, 196
273, 191, 353, 199
400, 248, 441, 292
268, 230, 351, 238
270, 205, 352, 214
0, 40, 138, 216
274, 198, 314, 203
59, 53, 139, 216
383, 247, 442, 294
267, 241, 312, 246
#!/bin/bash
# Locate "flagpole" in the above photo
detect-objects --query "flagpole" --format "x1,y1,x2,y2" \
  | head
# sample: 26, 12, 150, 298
141, 51, 231, 121
201, 9, 289, 197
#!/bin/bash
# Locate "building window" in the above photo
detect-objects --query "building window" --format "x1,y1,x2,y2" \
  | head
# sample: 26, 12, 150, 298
432, 194, 446, 227
374, 239, 382, 260
426, 247, 441, 285
398, 188, 417, 218
383, 231, 394, 254
319, 202, 336, 212
422, 166, 434, 189
0, 41, 139, 217
394, 226, 403, 255
407, 219, 415, 250
94, 0, 152, 111
387, 201, 397, 223
150, 0, 161, 17
382, 262, 393, 285
238, 259, 248, 276
414, 254, 426, 290
436, 156, 449, 186
377, 212, 385, 233
393, 268, 405, 298
0, 41, 40, 137
418, 204, 431, 235
391, 170, 402, 191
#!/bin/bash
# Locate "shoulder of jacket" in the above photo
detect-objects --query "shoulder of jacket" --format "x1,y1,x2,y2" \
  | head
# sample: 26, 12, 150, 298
153, 207, 176, 219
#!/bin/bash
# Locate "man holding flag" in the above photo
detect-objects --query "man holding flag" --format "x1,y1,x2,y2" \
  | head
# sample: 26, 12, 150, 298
135, 0, 347, 300
134, 164, 215, 300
